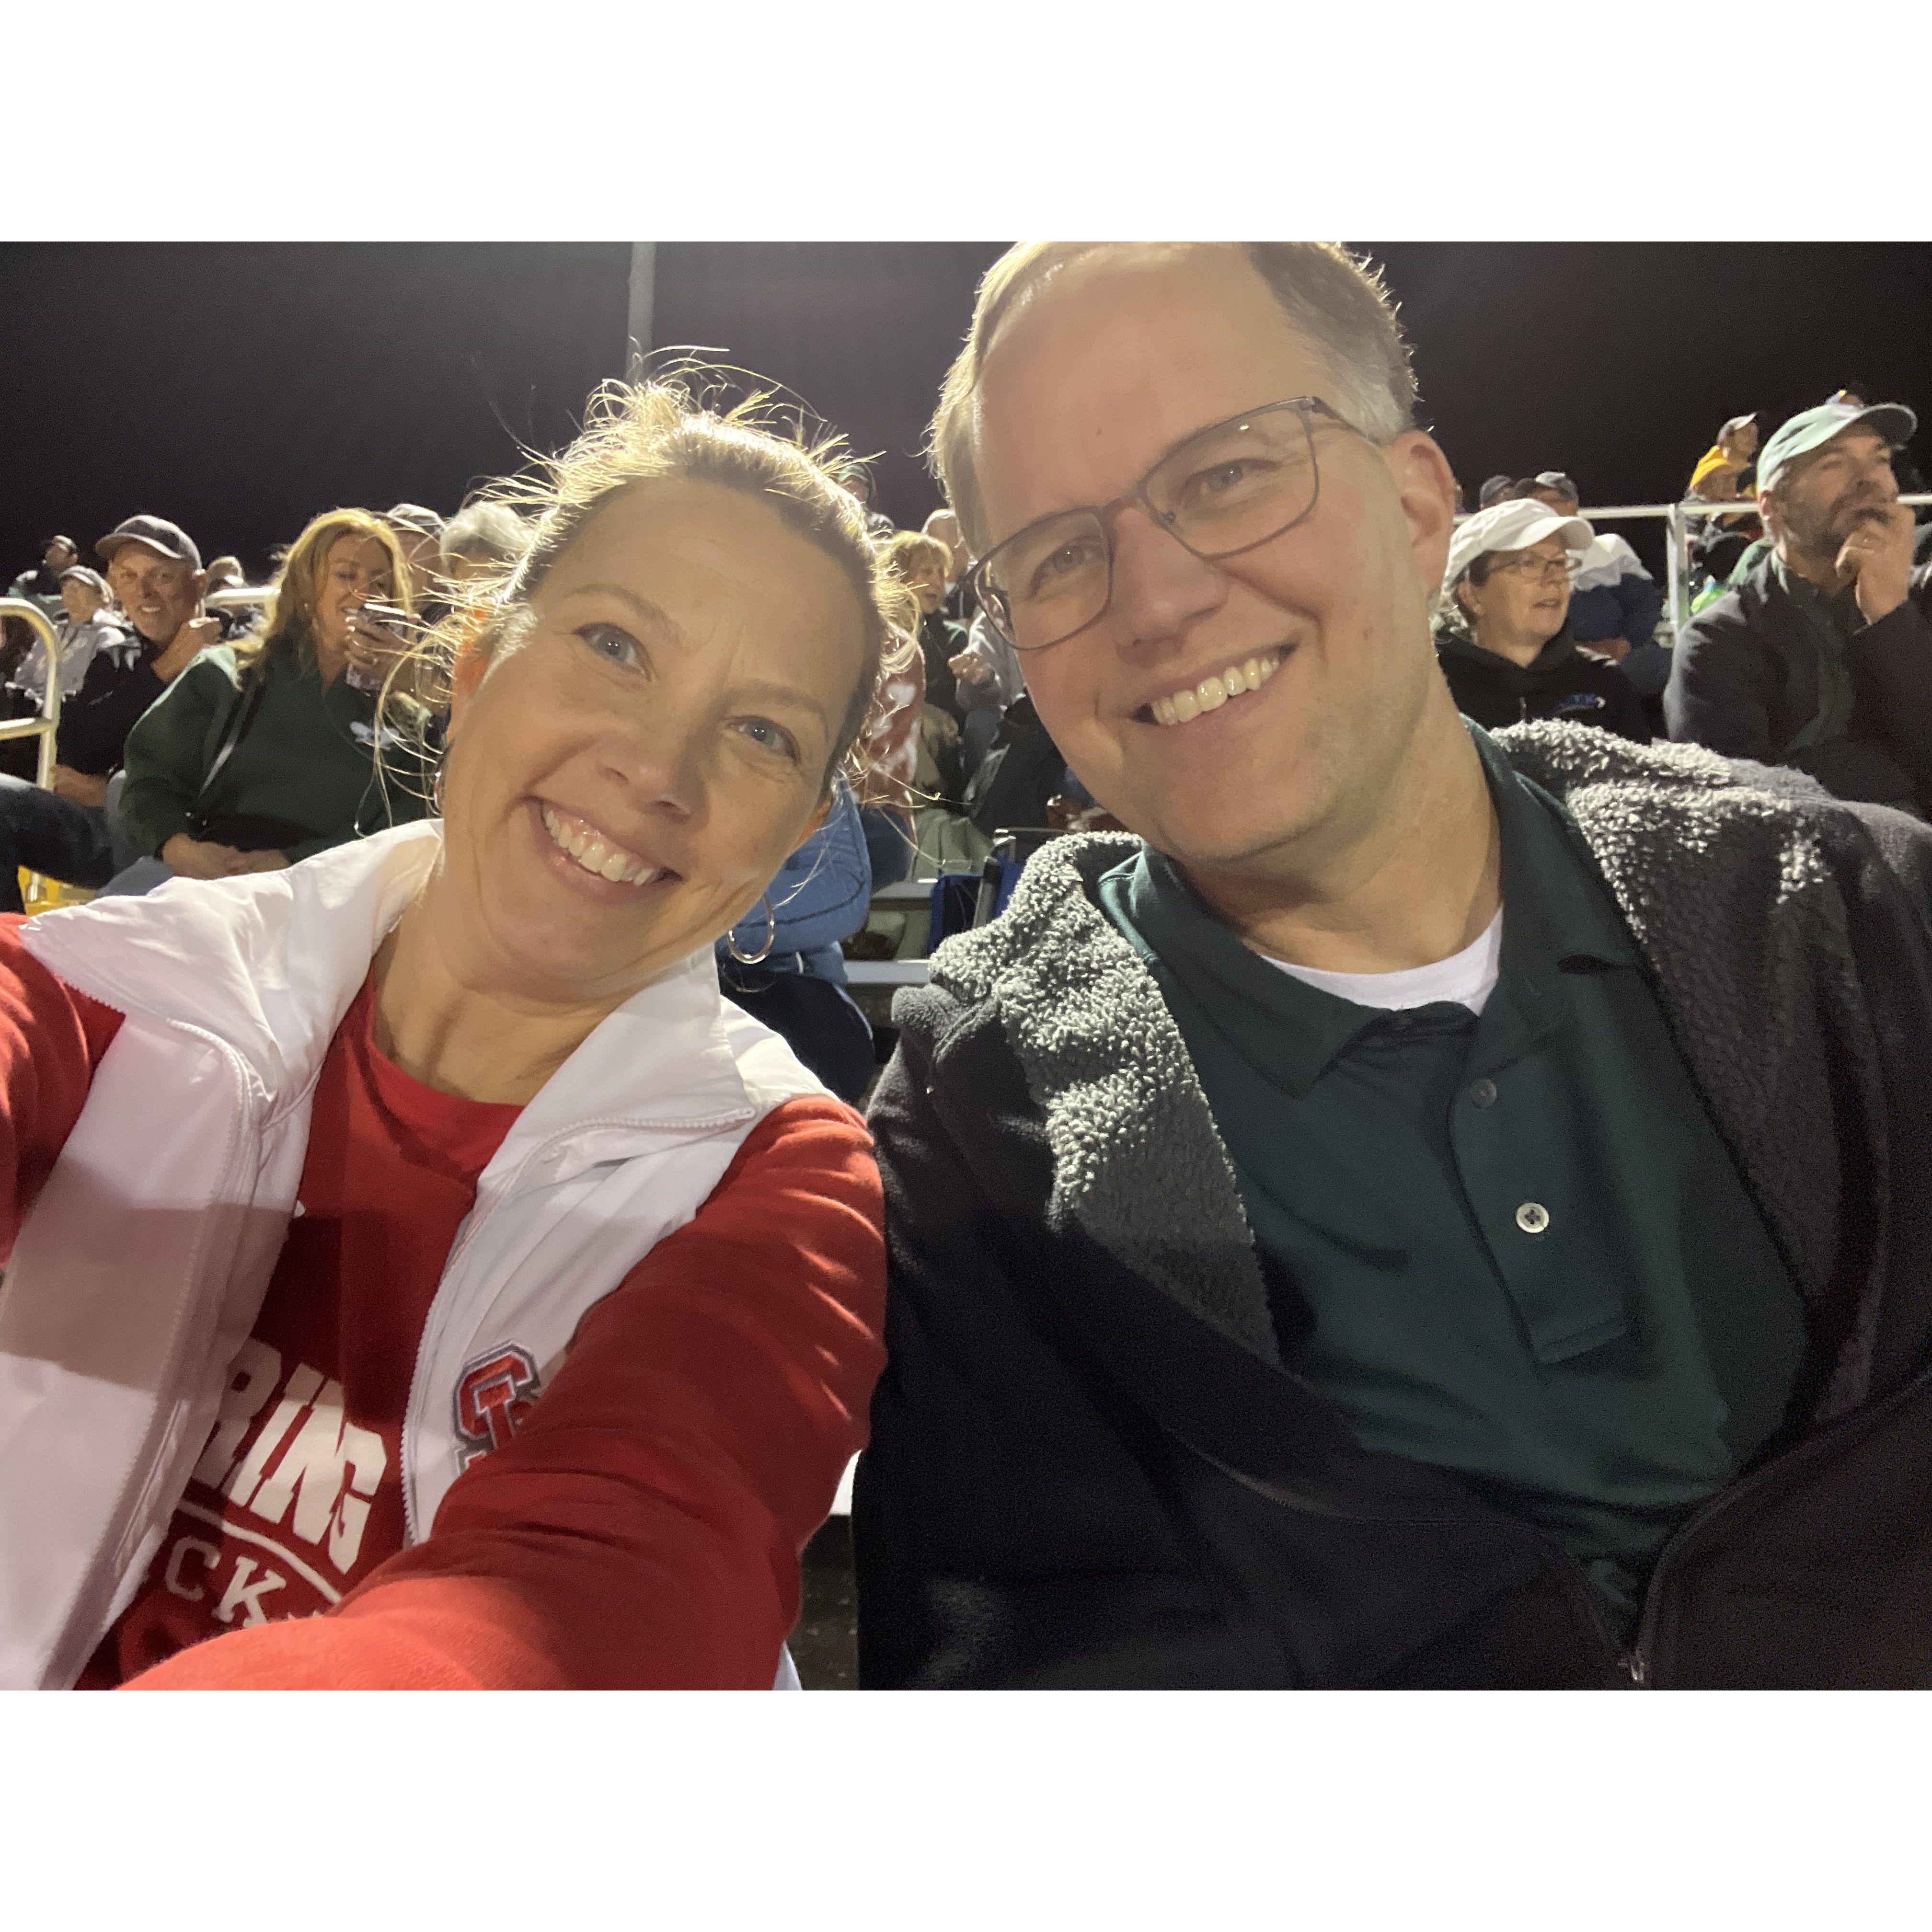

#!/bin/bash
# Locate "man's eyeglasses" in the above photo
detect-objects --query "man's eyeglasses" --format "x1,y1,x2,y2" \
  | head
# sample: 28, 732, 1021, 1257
1488, 552, 1573, 586
969, 396, 1368, 654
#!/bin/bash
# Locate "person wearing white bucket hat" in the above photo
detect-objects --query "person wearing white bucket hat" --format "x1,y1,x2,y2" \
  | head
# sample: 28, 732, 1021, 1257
1434, 500, 1650, 742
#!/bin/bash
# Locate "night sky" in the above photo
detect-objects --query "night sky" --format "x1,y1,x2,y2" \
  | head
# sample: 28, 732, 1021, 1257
6, 241, 1930, 587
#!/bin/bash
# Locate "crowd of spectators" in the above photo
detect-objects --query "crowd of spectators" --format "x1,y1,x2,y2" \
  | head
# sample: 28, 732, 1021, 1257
4, 374, 1929, 1085
6, 241, 1932, 1696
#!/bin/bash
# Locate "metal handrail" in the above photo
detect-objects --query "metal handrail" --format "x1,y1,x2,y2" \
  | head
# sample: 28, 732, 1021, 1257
206, 585, 274, 614
0, 585, 271, 795
0, 598, 64, 789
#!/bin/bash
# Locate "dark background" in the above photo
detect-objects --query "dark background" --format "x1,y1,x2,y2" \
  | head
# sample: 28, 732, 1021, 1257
6, 242, 1930, 585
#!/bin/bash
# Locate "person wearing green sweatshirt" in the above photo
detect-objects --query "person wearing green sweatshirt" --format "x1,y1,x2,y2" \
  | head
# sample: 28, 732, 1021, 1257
110, 508, 435, 892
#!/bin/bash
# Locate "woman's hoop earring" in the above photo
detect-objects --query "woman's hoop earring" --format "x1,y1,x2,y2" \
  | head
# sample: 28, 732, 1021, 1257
431, 765, 446, 817
725, 894, 777, 966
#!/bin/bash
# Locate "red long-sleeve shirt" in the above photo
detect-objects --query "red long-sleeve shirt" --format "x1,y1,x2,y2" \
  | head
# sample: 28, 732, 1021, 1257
0, 917, 886, 1690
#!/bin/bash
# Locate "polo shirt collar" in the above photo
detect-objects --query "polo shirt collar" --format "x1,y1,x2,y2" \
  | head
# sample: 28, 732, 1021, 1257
1771, 552, 1860, 644
1472, 724, 1635, 987
1107, 724, 1635, 1099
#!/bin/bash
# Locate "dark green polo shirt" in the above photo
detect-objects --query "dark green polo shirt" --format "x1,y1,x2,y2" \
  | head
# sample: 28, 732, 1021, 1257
1096, 727, 1808, 1625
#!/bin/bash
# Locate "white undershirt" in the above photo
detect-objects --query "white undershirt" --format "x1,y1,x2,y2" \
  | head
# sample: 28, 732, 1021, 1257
1260, 908, 1504, 1016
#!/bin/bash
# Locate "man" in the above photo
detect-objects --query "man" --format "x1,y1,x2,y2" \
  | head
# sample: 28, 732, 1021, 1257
1516, 472, 1667, 700
948, 607, 1025, 776
438, 499, 529, 585
853, 242, 1932, 1690
9, 535, 79, 610
0, 515, 217, 913
1665, 399, 1932, 815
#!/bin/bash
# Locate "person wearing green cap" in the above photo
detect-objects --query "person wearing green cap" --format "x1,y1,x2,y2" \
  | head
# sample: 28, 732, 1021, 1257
1665, 398, 1932, 815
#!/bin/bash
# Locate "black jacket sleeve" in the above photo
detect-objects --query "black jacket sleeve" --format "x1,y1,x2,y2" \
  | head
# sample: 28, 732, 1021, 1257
1666, 593, 1921, 804
1590, 661, 1653, 745
852, 994, 1260, 1689
54, 651, 165, 778
1843, 588, 1932, 797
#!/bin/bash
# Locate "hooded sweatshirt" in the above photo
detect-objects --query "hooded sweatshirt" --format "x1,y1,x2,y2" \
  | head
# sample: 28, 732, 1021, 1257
1435, 628, 1650, 744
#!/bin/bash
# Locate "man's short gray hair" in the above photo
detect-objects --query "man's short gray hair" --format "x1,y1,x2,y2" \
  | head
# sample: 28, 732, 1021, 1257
929, 242, 1421, 556
440, 500, 530, 568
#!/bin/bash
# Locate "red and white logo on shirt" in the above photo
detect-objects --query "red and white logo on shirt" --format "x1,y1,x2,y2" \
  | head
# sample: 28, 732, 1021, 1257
454, 1345, 543, 1470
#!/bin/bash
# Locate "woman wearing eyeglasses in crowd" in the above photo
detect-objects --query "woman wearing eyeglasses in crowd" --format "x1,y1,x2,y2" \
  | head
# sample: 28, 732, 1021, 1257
0, 377, 908, 1690
1433, 499, 1650, 743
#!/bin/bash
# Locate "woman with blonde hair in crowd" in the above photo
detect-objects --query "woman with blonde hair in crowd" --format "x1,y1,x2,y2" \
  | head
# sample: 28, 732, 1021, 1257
104, 507, 434, 893
0, 376, 909, 1690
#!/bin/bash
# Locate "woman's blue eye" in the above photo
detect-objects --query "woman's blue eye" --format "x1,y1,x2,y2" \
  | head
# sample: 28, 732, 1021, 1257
736, 716, 800, 762
578, 623, 642, 667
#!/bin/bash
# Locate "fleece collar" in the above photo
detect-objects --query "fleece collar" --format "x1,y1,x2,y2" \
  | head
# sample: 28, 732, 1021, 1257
930, 722, 1883, 1399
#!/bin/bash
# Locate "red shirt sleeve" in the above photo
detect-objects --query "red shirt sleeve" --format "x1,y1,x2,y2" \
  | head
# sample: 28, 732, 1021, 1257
124, 1094, 887, 1690
0, 914, 125, 1261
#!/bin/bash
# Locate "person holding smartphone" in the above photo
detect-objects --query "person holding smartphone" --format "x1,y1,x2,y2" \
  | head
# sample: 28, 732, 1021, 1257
0, 378, 903, 1690
103, 508, 436, 894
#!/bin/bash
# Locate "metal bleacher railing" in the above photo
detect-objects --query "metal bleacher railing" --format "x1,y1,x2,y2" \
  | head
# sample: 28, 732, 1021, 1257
0, 598, 66, 790
1561, 493, 1932, 634
853, 490, 1932, 990
0, 580, 276, 787
0, 585, 278, 908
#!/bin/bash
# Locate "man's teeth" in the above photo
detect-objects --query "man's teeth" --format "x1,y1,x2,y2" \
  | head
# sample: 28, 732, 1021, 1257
1149, 651, 1284, 727
539, 803, 660, 886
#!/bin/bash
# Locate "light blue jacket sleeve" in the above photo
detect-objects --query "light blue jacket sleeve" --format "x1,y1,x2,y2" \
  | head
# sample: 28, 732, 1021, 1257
721, 776, 873, 960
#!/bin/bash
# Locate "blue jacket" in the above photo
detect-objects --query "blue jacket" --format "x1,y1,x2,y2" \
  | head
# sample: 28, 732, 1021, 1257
718, 777, 873, 984
1568, 533, 1667, 695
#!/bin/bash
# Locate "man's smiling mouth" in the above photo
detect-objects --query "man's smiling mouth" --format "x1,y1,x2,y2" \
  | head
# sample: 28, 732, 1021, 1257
1142, 648, 1285, 727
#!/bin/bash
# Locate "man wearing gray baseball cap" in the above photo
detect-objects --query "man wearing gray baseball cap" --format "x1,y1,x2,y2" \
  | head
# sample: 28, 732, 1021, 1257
1666, 397, 1932, 815
0, 514, 217, 912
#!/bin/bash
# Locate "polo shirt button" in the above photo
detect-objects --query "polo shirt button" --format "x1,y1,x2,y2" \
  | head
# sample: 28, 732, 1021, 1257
1516, 1201, 1551, 1234
1470, 1078, 1497, 1108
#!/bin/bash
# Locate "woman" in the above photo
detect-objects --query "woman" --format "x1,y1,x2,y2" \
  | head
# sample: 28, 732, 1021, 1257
1435, 499, 1650, 744
883, 529, 966, 727
1514, 476, 1668, 699
0, 378, 910, 1690
107, 508, 434, 892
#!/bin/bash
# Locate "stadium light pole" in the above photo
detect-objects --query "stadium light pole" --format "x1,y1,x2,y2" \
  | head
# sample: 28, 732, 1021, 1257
626, 243, 657, 381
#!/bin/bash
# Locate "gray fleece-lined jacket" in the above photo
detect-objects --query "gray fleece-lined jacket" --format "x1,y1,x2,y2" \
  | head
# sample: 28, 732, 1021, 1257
853, 723, 1932, 1688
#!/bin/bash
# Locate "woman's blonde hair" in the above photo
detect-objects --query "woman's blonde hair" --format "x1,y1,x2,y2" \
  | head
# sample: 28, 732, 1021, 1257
238, 508, 411, 675
404, 374, 919, 793
880, 529, 952, 583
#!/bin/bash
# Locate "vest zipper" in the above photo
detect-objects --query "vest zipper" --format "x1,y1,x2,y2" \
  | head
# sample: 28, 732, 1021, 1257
1622, 1352, 1932, 1687
1188, 1349, 1932, 1690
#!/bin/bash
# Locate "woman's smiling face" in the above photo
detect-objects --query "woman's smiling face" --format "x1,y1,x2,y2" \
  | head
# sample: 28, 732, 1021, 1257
436, 478, 870, 1010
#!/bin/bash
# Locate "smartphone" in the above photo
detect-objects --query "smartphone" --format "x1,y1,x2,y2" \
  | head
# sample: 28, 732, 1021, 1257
347, 601, 426, 692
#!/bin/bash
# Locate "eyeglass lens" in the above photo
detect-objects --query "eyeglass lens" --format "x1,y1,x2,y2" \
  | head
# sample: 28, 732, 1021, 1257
980, 405, 1321, 651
